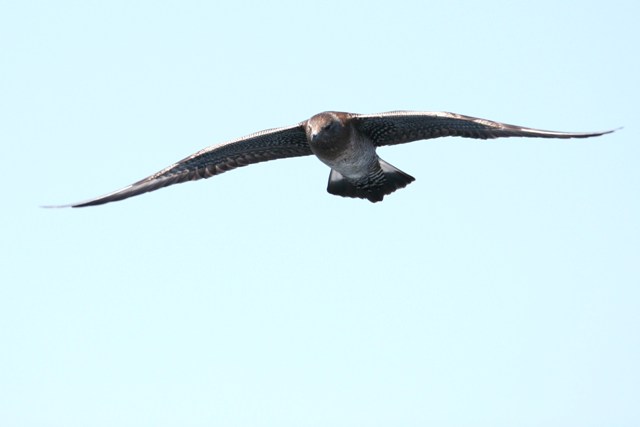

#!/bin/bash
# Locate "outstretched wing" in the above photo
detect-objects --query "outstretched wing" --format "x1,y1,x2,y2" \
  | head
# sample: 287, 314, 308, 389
48, 124, 310, 208
353, 111, 616, 146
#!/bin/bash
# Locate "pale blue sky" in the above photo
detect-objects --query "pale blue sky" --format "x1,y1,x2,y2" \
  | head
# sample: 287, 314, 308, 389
1, 1, 639, 426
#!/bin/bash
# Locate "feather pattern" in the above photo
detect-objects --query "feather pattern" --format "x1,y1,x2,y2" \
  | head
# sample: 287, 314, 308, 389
52, 124, 310, 207
353, 111, 615, 146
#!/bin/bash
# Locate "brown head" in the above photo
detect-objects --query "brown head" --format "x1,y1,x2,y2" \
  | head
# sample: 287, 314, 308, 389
305, 111, 353, 158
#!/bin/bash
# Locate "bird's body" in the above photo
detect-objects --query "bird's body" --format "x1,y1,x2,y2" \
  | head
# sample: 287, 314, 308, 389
48, 110, 616, 207
306, 111, 415, 202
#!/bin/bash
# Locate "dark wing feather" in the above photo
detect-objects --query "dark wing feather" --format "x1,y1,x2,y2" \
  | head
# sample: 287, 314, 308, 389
353, 111, 616, 146
48, 124, 310, 207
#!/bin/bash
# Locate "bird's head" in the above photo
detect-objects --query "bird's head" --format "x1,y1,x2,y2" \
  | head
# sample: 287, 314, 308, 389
306, 111, 351, 143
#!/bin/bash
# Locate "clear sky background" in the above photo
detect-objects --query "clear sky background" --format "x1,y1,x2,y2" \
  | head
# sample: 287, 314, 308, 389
1, 1, 638, 426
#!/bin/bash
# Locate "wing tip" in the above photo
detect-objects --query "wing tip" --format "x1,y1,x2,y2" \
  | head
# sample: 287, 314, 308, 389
40, 202, 89, 209
584, 127, 622, 137
588, 127, 621, 136
518, 125, 621, 139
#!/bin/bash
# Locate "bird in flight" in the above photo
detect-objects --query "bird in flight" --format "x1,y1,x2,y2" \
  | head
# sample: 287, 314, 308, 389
47, 110, 615, 207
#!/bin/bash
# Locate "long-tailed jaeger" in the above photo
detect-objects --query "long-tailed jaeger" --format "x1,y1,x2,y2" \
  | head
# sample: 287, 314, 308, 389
48, 111, 615, 207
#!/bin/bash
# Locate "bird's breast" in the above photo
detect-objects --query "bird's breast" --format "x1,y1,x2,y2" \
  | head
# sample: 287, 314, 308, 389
309, 132, 350, 161
309, 132, 378, 178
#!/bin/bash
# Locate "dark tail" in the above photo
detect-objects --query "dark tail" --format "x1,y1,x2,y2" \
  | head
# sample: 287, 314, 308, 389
327, 158, 415, 203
